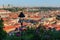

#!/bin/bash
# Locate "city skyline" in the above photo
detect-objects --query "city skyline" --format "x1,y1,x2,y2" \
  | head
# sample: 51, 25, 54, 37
0, 0, 60, 7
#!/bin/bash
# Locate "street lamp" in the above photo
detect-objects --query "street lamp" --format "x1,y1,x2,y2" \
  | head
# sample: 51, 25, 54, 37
15, 12, 25, 31
18, 12, 25, 27
15, 12, 25, 39
18, 12, 26, 32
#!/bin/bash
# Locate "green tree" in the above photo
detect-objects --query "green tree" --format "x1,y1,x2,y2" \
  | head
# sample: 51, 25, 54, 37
0, 19, 7, 40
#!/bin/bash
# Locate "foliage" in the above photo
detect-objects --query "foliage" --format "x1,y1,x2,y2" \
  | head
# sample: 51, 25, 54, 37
1, 23, 60, 40
0, 19, 7, 40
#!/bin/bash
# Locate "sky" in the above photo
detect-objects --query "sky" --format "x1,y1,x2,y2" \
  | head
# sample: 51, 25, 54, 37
0, 0, 60, 7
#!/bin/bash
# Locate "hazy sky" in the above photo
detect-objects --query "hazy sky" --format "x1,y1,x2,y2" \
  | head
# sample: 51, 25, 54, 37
0, 0, 60, 7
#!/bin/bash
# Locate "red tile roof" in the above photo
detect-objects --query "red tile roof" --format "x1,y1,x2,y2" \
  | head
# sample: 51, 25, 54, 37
2, 18, 8, 21
9, 13, 18, 18
0, 10, 7, 12
0, 10, 10, 12
3, 23, 21, 33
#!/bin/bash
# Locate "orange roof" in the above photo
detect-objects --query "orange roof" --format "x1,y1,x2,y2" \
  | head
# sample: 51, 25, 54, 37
56, 27, 60, 30
3, 24, 21, 33
2, 18, 8, 21
0, 10, 10, 12
23, 22, 28, 26
30, 15, 40, 18
3, 26, 15, 30
0, 10, 6, 12
55, 25, 60, 28
34, 15, 40, 18
9, 13, 18, 18
44, 24, 60, 30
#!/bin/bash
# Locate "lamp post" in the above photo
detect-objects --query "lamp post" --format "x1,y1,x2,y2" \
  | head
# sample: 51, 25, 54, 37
18, 12, 25, 39
18, 12, 25, 28
15, 12, 25, 31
